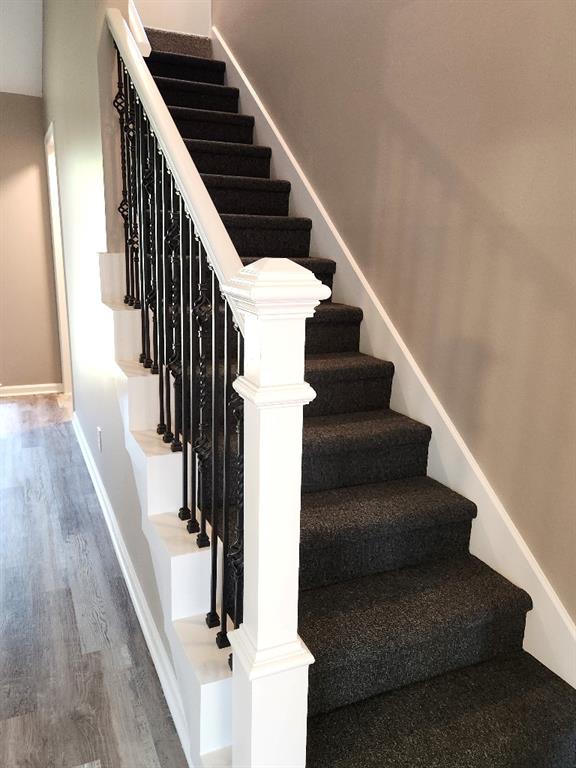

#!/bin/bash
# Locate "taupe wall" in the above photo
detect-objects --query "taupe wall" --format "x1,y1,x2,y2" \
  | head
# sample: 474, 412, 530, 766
0, 92, 61, 387
43, 0, 169, 653
213, 0, 576, 617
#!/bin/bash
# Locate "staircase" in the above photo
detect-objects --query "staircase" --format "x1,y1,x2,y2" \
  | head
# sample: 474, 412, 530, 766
105, 17, 575, 768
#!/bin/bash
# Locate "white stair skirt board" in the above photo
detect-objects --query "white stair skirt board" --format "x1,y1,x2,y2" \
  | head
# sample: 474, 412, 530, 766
80, 250, 233, 765
212, 27, 576, 688
0, 382, 64, 397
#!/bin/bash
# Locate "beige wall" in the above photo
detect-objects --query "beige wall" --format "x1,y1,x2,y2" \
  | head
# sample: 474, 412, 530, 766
213, 0, 576, 616
43, 0, 170, 652
0, 91, 61, 387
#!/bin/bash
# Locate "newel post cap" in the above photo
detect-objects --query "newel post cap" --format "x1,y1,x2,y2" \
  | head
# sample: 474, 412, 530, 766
223, 257, 331, 318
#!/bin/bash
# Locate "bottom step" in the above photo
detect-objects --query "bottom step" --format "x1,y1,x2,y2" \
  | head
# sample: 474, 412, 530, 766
307, 652, 576, 768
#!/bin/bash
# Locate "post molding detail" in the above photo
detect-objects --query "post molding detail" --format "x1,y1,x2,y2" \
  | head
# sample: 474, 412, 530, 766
224, 258, 330, 768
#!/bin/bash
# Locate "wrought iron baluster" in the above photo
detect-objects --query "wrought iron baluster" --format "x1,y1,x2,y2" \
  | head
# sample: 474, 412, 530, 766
206, 266, 222, 629
112, 52, 130, 305
162, 168, 175, 444
192, 244, 211, 548
179, 211, 192, 522
186, 232, 201, 535
127, 79, 141, 310
140, 113, 154, 369
135, 98, 148, 365
156, 153, 167, 435
168, 194, 183, 453
229, 327, 244, 634
123, 64, 136, 306
216, 300, 234, 649
146, 129, 158, 374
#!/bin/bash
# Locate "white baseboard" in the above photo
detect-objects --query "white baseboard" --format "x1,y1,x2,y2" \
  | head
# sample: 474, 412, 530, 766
0, 382, 64, 397
71, 412, 191, 759
212, 26, 576, 688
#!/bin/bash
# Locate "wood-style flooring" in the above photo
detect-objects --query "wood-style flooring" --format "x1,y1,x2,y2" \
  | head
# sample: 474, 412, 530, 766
0, 395, 187, 768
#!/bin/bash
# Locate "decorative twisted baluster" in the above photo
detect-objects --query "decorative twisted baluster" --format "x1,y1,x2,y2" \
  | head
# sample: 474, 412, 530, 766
191, 247, 211, 547
112, 54, 131, 305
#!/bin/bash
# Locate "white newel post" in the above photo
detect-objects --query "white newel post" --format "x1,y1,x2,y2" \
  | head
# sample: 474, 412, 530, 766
223, 258, 331, 768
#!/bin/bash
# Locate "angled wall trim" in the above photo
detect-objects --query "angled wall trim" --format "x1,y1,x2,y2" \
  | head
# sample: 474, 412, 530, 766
212, 25, 576, 688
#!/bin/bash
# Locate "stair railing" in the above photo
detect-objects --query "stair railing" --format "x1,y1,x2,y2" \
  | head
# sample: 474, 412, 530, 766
106, 8, 330, 767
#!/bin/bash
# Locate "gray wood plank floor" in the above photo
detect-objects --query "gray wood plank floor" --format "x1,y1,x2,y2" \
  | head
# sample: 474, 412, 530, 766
0, 396, 188, 768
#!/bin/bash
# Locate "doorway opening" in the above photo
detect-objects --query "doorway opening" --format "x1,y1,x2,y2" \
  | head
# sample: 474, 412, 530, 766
44, 123, 73, 399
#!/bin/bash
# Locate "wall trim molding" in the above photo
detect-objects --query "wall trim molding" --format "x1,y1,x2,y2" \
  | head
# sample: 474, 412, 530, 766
0, 382, 64, 397
71, 412, 190, 751
212, 25, 576, 688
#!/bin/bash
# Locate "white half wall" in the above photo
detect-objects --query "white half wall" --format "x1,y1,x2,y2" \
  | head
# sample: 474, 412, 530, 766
0, 0, 43, 96
134, 0, 211, 37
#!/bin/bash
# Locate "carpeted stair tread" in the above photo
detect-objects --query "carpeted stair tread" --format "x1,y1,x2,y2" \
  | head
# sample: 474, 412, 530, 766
299, 477, 477, 587
301, 476, 476, 534
154, 76, 239, 112
202, 174, 291, 215
221, 212, 311, 229
300, 554, 533, 714
200, 173, 290, 192
301, 408, 432, 490
306, 651, 576, 768
304, 352, 394, 415
169, 105, 254, 127
185, 138, 271, 158
169, 105, 254, 143
147, 50, 226, 85
310, 301, 362, 324
185, 138, 272, 177
145, 28, 212, 59
304, 351, 391, 381
303, 408, 431, 451
222, 213, 312, 256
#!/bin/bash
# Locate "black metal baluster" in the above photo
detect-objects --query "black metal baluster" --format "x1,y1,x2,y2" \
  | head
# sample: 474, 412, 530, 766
206, 266, 221, 629
112, 52, 131, 305
147, 130, 158, 374
169, 195, 183, 453
186, 232, 201, 535
229, 327, 244, 630
162, 169, 174, 444
179, 211, 192, 522
128, 80, 140, 310
141, 114, 154, 369
192, 244, 211, 548
216, 301, 233, 649
156, 153, 167, 435
135, 98, 148, 364
123, 66, 136, 306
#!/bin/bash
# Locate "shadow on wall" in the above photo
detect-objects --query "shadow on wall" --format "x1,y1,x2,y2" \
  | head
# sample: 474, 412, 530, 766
359, 88, 575, 527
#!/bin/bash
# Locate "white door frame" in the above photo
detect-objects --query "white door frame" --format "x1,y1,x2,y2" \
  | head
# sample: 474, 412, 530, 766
44, 123, 73, 397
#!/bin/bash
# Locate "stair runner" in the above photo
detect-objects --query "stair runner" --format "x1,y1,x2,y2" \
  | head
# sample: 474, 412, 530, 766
145, 35, 576, 767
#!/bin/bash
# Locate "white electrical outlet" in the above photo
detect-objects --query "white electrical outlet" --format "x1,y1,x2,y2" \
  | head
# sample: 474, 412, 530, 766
97, 427, 103, 453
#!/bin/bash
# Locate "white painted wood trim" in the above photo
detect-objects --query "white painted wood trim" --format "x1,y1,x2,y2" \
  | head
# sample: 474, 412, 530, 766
71, 412, 190, 759
106, 9, 245, 332
212, 26, 576, 688
127, 0, 151, 57
0, 382, 64, 397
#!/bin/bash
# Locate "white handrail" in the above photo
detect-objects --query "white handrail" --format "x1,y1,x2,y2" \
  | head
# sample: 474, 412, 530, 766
127, 0, 151, 57
106, 8, 245, 331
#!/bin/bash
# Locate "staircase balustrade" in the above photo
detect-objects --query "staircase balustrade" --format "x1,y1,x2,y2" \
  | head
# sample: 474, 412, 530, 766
113, 51, 244, 651
107, 9, 328, 764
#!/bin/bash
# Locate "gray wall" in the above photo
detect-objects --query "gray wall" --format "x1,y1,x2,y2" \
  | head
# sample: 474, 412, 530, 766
42, 0, 170, 654
213, 0, 576, 617
0, 91, 61, 387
